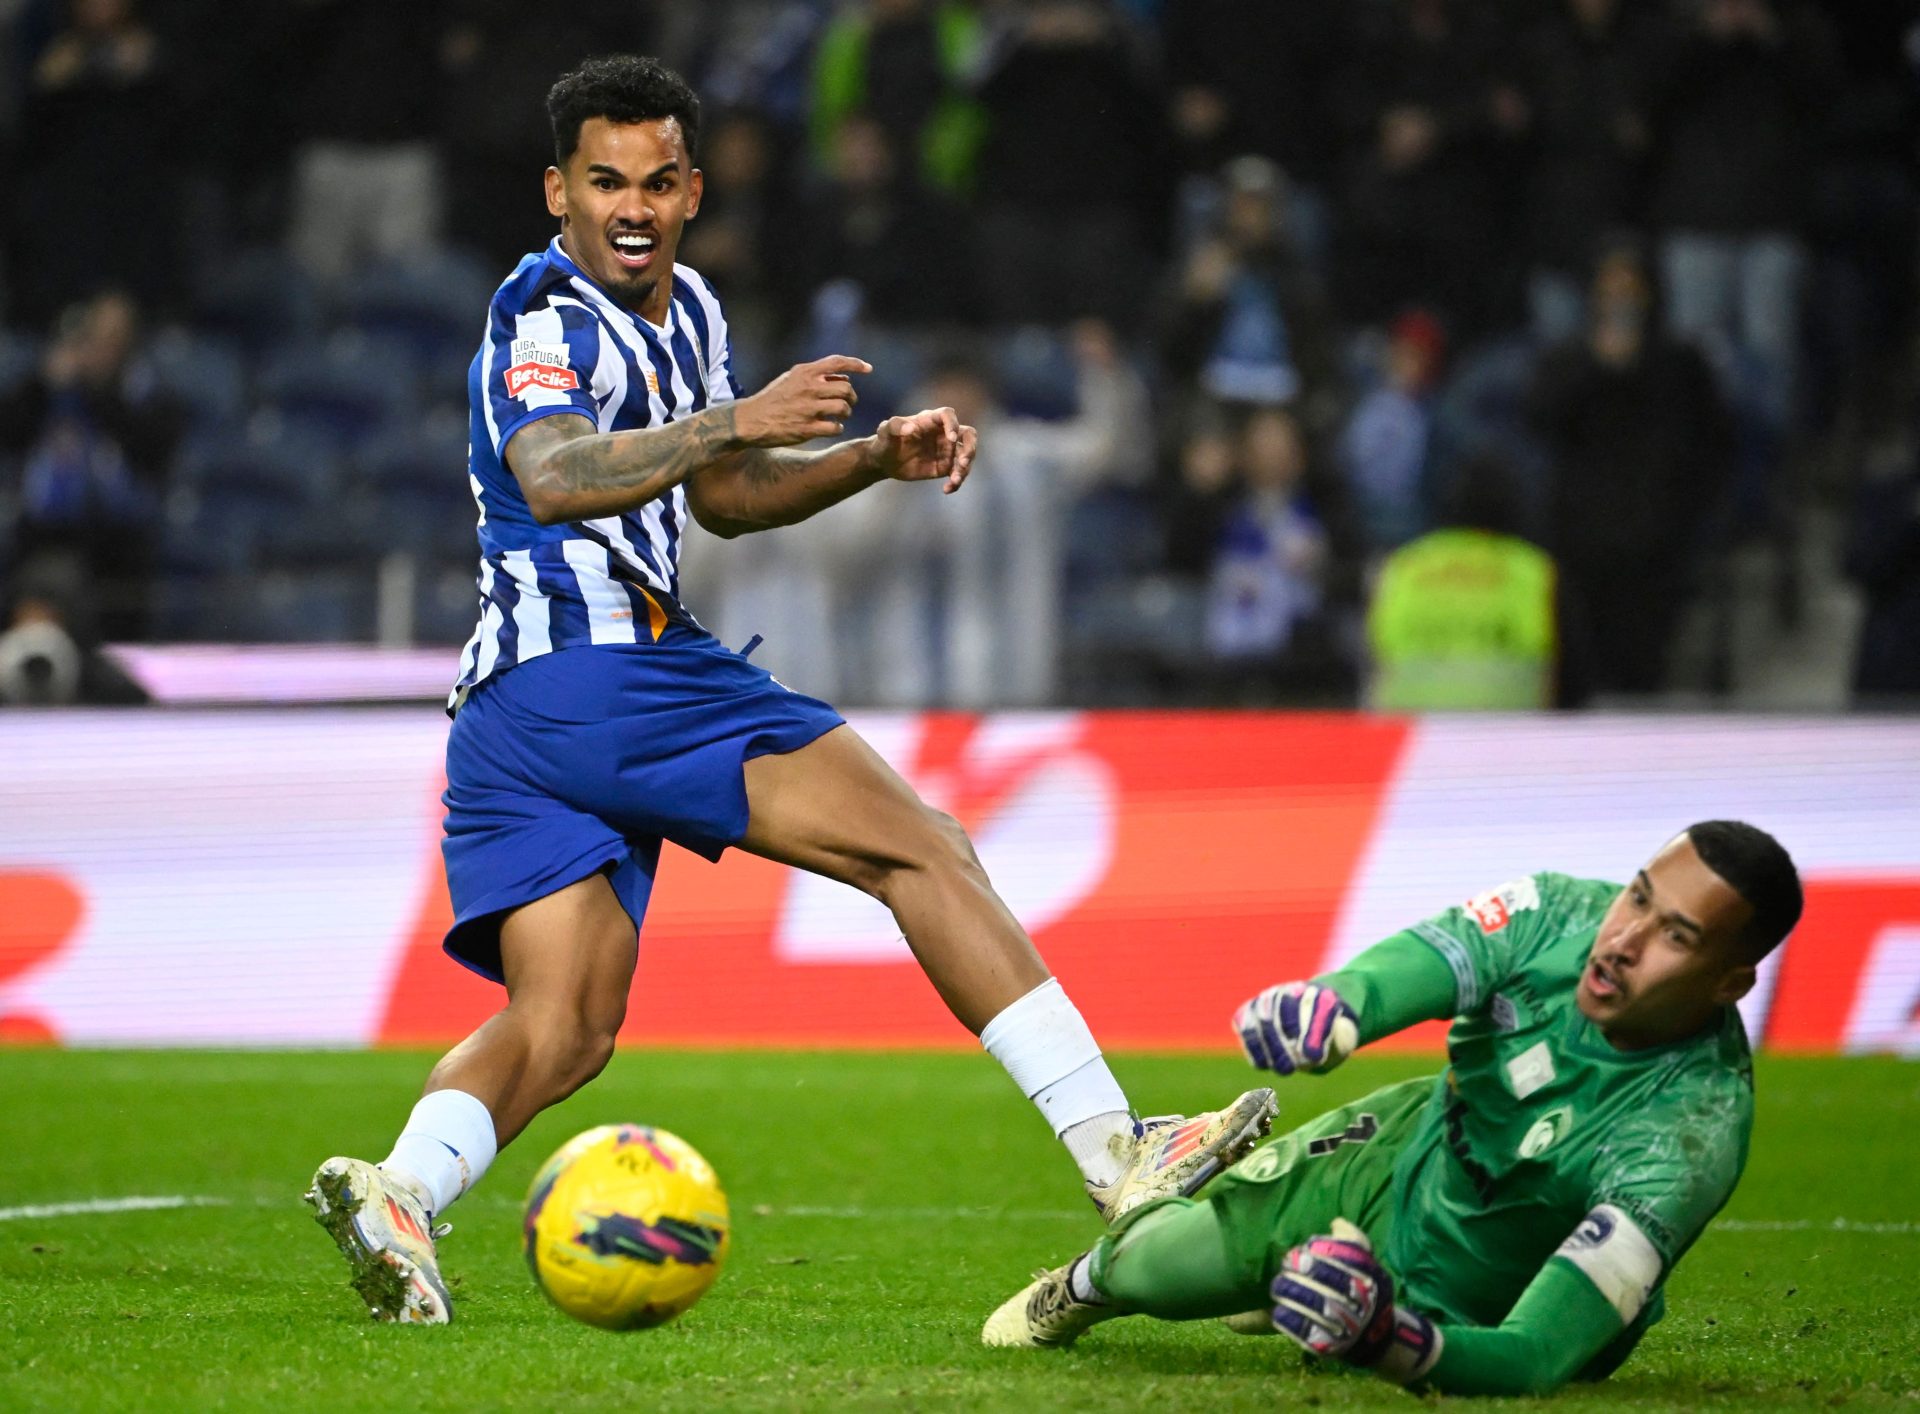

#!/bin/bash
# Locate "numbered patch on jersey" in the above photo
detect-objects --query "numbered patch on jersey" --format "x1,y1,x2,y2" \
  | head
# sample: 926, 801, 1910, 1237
1464, 877, 1542, 934
1556, 1204, 1661, 1323
504, 338, 580, 398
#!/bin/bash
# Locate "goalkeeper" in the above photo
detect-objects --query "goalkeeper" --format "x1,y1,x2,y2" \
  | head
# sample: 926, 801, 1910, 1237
983, 821, 1802, 1396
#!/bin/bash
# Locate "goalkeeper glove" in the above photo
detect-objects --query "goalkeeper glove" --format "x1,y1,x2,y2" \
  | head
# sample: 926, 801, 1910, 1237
1233, 981, 1358, 1075
1270, 1219, 1441, 1385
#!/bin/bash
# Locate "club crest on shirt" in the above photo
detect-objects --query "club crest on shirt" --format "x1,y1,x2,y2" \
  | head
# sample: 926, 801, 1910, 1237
505, 338, 579, 398
1519, 1106, 1573, 1158
1465, 876, 1542, 934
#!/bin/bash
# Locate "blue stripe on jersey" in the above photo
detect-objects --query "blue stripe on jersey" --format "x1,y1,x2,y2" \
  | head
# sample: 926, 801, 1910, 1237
530, 541, 588, 646
449, 240, 737, 709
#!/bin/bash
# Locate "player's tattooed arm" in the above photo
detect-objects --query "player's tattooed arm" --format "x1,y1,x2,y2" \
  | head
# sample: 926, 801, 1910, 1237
506, 409, 743, 525
688, 408, 978, 538
506, 355, 875, 525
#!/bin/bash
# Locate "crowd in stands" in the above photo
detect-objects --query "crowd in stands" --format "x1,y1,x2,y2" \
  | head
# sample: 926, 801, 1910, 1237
0, 0, 1915, 707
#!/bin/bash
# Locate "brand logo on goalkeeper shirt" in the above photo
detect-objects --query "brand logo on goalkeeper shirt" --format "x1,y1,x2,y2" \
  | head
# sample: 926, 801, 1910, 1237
1465, 877, 1541, 933
1519, 1106, 1572, 1158
505, 339, 579, 398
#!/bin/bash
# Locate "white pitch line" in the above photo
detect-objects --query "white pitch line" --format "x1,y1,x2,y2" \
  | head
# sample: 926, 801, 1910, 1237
0, 1195, 1910, 1238
1715, 1218, 1917, 1235
0, 1195, 231, 1223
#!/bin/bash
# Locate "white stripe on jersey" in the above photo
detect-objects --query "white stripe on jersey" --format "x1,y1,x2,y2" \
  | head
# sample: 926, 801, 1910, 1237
563, 277, 683, 586
472, 559, 506, 681
499, 549, 553, 659
677, 272, 735, 400
561, 538, 641, 645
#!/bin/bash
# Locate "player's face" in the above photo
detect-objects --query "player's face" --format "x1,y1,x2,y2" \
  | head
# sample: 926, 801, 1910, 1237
1578, 834, 1757, 1048
546, 116, 703, 322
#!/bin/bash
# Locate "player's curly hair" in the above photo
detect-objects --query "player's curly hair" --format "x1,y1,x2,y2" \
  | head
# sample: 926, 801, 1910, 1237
547, 55, 701, 168
1686, 820, 1803, 962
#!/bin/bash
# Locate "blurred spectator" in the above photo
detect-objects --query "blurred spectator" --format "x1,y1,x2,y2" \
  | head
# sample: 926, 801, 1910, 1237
679, 110, 787, 349
1844, 405, 1920, 701
1365, 452, 1579, 711
439, 0, 650, 275
700, 322, 1151, 707
1514, 0, 1659, 342
1162, 0, 1348, 196
0, 291, 181, 640
889, 322, 1153, 706
809, 0, 984, 194
1205, 406, 1329, 662
0, 552, 148, 704
660, 0, 831, 128
785, 112, 976, 335
1337, 307, 1446, 551
10, 0, 176, 324
1161, 156, 1336, 412
1161, 409, 1237, 581
284, 0, 448, 283
1332, 0, 1528, 337
1645, 0, 1840, 426
973, 0, 1165, 326
1527, 244, 1732, 694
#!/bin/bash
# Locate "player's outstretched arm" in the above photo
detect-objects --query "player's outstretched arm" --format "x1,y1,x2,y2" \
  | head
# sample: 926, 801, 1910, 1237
1270, 1216, 1636, 1396
504, 355, 871, 525
688, 404, 978, 538
1233, 930, 1460, 1074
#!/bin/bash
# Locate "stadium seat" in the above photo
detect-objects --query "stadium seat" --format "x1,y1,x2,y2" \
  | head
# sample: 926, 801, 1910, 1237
991, 326, 1080, 421
138, 329, 248, 433
413, 558, 482, 646
191, 248, 321, 355
0, 328, 39, 398
333, 250, 494, 362
258, 334, 418, 451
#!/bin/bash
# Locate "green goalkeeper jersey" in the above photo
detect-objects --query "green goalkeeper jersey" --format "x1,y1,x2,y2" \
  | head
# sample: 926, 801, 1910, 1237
1323, 871, 1754, 1363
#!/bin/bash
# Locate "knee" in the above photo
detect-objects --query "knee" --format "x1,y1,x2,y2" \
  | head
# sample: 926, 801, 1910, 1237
525, 1007, 622, 1096
868, 807, 986, 903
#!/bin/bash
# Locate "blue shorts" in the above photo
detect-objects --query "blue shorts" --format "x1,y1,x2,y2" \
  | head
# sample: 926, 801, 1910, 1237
440, 629, 844, 982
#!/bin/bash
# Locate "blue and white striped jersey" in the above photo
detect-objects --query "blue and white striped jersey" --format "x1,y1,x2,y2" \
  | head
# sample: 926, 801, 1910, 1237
451, 238, 739, 704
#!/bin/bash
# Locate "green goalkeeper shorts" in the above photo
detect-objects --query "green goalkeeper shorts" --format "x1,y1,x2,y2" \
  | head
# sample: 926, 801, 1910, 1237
1094, 1075, 1435, 1315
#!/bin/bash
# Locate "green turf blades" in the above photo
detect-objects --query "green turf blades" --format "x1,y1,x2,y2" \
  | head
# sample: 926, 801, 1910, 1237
0, 1050, 1916, 1411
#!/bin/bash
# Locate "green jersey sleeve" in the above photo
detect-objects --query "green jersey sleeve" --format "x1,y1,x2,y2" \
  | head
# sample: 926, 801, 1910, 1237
1321, 872, 1590, 1042
1586, 1065, 1751, 1265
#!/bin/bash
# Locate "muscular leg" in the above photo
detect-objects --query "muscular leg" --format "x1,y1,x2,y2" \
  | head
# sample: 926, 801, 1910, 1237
740, 724, 1046, 1031
420, 872, 638, 1146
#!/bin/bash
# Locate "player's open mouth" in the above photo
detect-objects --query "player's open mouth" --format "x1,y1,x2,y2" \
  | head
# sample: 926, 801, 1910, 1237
609, 231, 656, 270
1585, 960, 1622, 1000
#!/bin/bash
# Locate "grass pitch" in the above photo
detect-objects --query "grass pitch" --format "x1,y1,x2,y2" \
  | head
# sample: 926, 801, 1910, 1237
1, 1049, 1916, 1412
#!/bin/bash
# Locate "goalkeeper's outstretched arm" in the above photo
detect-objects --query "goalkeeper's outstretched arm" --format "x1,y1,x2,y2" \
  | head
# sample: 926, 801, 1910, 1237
1273, 1207, 1660, 1396
1234, 930, 1464, 1074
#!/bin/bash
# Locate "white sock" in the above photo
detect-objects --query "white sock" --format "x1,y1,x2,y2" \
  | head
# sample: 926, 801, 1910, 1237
1067, 1251, 1109, 1306
980, 979, 1132, 1184
380, 1089, 498, 1217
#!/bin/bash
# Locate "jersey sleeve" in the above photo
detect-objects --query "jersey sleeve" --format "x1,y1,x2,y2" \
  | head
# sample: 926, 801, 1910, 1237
677, 270, 740, 405
1586, 1082, 1747, 1266
1402, 872, 1557, 1015
484, 297, 604, 459
1416, 1232, 1633, 1395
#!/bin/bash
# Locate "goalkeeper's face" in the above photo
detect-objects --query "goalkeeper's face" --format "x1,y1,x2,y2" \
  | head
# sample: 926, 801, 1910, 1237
1579, 835, 1757, 1049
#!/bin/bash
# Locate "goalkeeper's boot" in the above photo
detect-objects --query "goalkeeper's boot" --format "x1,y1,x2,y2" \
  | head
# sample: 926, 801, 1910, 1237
982, 1261, 1115, 1348
305, 1156, 453, 1325
1088, 1087, 1278, 1222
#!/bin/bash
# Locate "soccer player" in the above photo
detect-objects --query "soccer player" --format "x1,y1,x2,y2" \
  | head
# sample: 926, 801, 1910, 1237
304, 55, 1274, 1325
982, 821, 1802, 1398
